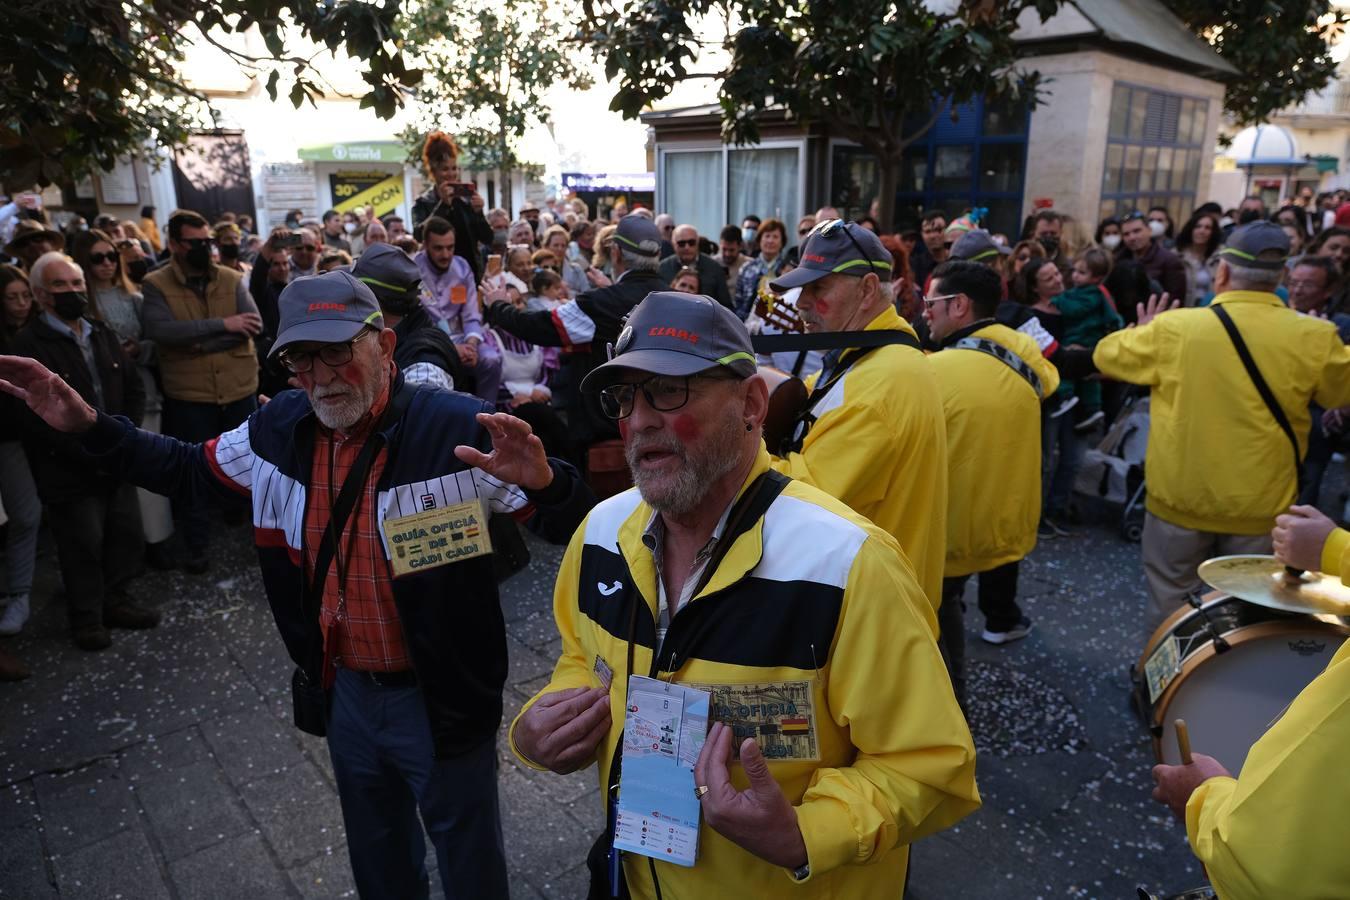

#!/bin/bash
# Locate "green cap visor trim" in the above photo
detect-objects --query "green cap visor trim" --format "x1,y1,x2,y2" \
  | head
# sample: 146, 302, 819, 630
363, 310, 385, 325
832, 258, 894, 273
1218, 246, 1287, 269
969, 249, 1000, 262
358, 275, 418, 295
716, 351, 756, 367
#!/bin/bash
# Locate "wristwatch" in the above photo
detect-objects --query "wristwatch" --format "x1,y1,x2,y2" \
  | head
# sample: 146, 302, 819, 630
790, 862, 810, 882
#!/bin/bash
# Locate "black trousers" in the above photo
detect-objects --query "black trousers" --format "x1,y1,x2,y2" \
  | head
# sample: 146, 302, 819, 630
161, 395, 255, 554
47, 481, 145, 630
937, 560, 1023, 706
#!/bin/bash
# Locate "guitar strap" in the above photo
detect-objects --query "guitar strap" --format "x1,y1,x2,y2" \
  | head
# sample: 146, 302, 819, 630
950, 337, 1043, 397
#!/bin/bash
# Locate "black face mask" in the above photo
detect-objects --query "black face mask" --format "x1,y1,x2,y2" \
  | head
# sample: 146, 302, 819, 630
1238, 208, 1263, 225
185, 244, 212, 270
1038, 235, 1060, 254
126, 258, 150, 283
218, 243, 240, 260
492, 229, 509, 246
51, 290, 88, 321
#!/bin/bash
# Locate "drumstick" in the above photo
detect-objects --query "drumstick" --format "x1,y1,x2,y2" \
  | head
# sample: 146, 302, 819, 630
1174, 718, 1193, 765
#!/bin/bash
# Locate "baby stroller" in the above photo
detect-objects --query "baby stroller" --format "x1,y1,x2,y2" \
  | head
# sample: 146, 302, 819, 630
1074, 388, 1149, 541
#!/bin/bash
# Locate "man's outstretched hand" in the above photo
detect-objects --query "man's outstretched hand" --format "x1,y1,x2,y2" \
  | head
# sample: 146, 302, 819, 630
0, 355, 97, 432
455, 412, 554, 491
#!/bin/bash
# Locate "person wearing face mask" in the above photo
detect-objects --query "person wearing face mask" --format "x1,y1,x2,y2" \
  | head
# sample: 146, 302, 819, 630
213, 221, 248, 274
1024, 209, 1070, 276
6, 251, 159, 650
1116, 212, 1188, 302
141, 209, 262, 574
1146, 207, 1175, 249
741, 214, 761, 253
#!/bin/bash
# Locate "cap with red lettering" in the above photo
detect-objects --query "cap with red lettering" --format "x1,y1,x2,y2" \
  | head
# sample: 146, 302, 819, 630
269, 270, 385, 358
769, 218, 893, 292
580, 291, 757, 391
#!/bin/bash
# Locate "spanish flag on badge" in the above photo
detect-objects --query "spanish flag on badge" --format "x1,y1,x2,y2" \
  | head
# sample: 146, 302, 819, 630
780, 716, 810, 735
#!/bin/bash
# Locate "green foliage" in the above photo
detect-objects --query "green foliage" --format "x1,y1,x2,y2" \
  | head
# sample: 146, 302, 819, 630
3, 0, 421, 188
578, 0, 1064, 225
1162, 0, 1349, 126
399, 0, 591, 208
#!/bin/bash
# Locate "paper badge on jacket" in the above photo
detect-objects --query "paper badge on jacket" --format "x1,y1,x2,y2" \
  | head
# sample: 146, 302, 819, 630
687, 680, 820, 761
382, 499, 492, 576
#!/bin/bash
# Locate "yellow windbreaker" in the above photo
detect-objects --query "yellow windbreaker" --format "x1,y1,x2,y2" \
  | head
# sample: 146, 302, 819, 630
930, 323, 1060, 576
1322, 527, 1350, 585
1093, 290, 1350, 534
510, 449, 979, 899
770, 306, 948, 611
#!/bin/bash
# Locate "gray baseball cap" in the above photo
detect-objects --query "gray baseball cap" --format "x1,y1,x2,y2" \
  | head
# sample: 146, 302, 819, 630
270, 271, 385, 358
769, 219, 893, 291
1219, 221, 1291, 270
611, 213, 663, 258
581, 291, 757, 391
351, 242, 421, 306
949, 229, 1011, 262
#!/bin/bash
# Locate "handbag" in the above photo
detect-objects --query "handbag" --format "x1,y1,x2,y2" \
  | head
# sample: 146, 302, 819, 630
291, 383, 414, 736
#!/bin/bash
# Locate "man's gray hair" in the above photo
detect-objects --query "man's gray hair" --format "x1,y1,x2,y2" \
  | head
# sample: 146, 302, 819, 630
29, 251, 82, 295
620, 246, 661, 273
1222, 256, 1285, 292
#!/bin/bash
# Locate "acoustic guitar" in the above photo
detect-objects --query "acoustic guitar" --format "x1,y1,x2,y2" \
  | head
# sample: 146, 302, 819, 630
759, 366, 808, 455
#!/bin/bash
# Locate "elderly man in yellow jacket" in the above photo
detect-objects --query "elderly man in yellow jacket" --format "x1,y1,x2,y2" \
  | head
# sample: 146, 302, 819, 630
764, 218, 948, 612
1094, 221, 1350, 629
510, 292, 978, 899
923, 260, 1060, 702
1148, 502, 1350, 899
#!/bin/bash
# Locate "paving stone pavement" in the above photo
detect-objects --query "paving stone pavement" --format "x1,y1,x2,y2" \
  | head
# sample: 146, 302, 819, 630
5, 483, 1312, 898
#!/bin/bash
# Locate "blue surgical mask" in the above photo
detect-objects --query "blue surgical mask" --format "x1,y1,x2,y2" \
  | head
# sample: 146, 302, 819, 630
742, 227, 757, 244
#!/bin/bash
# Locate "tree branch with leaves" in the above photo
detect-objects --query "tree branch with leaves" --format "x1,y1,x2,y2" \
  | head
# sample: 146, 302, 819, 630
579, 0, 1064, 229
399, 0, 593, 212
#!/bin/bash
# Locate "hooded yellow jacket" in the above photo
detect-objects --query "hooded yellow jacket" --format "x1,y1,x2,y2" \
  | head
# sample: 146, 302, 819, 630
930, 322, 1060, 576
1322, 527, 1350, 585
510, 449, 979, 899
769, 306, 948, 610
1093, 290, 1350, 535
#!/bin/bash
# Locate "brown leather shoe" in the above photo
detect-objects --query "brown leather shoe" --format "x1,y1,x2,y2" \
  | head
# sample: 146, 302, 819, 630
104, 603, 161, 630
74, 625, 113, 652
0, 646, 30, 681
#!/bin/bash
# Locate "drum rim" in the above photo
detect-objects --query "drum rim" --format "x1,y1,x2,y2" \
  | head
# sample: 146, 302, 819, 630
1147, 617, 1350, 763
1136, 590, 1226, 672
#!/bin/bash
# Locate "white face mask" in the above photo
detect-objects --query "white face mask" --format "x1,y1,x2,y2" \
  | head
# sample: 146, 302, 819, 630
1102, 234, 1122, 250
1148, 220, 1166, 238
1219, 217, 1234, 229
343, 222, 357, 235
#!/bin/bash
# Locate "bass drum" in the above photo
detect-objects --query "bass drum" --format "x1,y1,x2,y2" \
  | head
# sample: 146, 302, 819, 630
1135, 592, 1349, 773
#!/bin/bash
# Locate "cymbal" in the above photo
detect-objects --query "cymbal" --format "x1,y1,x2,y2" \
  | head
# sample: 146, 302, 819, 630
1198, 555, 1350, 617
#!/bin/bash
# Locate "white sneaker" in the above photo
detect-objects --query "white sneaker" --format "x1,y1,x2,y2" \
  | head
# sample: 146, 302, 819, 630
981, 617, 1033, 645
0, 594, 30, 636
1048, 395, 1079, 419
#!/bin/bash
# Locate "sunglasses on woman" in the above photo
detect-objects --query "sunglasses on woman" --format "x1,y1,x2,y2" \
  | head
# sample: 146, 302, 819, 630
89, 252, 119, 265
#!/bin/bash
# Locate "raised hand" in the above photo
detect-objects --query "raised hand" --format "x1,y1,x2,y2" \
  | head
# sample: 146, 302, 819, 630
512, 687, 611, 774
0, 355, 97, 432
1134, 292, 1180, 328
454, 411, 553, 491
693, 722, 808, 870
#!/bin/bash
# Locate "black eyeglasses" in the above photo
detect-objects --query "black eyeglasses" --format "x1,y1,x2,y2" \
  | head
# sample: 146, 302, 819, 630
88, 252, 119, 265
278, 329, 374, 373
294, 244, 319, 253
675, 239, 698, 248
599, 373, 737, 420
810, 219, 892, 277
798, 228, 812, 235
181, 237, 214, 249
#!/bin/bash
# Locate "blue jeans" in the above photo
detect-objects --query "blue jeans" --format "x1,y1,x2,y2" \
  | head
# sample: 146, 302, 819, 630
160, 395, 255, 554
1041, 408, 1084, 519
327, 668, 508, 900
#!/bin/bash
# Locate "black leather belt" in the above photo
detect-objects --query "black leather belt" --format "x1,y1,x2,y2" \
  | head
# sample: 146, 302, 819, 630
345, 668, 418, 688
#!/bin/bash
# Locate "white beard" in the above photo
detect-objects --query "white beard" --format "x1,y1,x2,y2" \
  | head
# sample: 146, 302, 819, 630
310, 381, 377, 432
626, 408, 744, 516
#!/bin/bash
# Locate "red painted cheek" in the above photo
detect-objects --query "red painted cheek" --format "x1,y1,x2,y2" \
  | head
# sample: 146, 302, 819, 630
672, 414, 700, 443
814, 298, 831, 315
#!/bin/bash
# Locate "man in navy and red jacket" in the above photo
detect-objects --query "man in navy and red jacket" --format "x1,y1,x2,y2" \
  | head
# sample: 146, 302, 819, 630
0, 270, 594, 900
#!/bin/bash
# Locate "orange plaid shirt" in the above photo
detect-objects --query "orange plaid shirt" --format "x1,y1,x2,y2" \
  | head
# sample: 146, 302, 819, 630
306, 380, 411, 678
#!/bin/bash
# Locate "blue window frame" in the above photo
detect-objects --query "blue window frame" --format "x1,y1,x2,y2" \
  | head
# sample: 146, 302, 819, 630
1099, 83, 1208, 230
830, 94, 1031, 238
